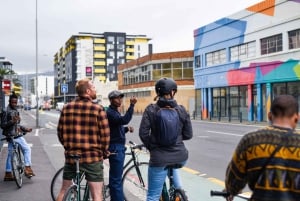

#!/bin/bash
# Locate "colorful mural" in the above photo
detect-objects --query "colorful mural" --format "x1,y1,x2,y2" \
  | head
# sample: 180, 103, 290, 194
193, 0, 300, 121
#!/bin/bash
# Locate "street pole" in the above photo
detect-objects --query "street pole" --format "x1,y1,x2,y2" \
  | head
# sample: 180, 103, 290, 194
35, 0, 39, 128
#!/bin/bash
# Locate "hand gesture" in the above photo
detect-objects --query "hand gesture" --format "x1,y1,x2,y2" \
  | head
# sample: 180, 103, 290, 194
12, 115, 20, 123
26, 128, 33, 132
128, 126, 134, 133
130, 96, 137, 105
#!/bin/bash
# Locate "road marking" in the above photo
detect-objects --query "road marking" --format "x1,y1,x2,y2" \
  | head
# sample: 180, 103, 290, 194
197, 135, 209, 138
207, 177, 225, 187
207, 130, 243, 137
3, 143, 33, 147
35, 129, 39, 136
52, 144, 62, 147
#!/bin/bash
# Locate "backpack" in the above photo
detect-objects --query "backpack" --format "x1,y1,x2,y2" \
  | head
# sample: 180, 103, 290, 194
155, 106, 180, 146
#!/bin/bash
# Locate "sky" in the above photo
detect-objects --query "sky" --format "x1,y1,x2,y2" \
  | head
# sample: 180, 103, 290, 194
0, 0, 262, 74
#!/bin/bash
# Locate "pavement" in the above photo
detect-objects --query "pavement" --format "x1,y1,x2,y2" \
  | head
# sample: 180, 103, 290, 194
0, 111, 252, 201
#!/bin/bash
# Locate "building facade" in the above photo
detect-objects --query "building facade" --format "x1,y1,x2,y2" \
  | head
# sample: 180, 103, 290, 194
118, 50, 195, 115
53, 32, 151, 103
193, 0, 300, 122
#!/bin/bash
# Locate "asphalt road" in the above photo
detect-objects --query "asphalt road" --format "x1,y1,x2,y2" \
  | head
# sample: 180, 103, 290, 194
0, 109, 262, 201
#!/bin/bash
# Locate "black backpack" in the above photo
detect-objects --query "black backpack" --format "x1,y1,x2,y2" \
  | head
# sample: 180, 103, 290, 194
155, 106, 180, 146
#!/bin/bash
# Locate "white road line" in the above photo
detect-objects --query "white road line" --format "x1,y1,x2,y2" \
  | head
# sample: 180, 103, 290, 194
3, 143, 33, 147
206, 130, 243, 137
35, 129, 39, 136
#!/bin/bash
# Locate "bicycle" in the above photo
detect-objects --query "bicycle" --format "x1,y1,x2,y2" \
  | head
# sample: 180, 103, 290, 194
50, 141, 149, 201
159, 164, 188, 201
1, 133, 28, 188
210, 190, 250, 200
61, 154, 91, 201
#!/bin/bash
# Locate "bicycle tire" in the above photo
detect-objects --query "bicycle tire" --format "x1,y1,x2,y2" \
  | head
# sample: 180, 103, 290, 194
50, 167, 64, 201
122, 162, 149, 201
172, 188, 188, 201
102, 184, 110, 201
62, 185, 78, 201
11, 146, 23, 188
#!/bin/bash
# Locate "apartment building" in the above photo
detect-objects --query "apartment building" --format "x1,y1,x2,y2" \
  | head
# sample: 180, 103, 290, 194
194, 0, 300, 122
53, 32, 151, 103
118, 50, 195, 115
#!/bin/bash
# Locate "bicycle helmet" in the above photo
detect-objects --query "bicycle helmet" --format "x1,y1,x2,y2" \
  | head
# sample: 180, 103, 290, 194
155, 77, 177, 97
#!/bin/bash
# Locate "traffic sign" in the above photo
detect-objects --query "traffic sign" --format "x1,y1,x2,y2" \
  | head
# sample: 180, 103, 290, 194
61, 84, 68, 93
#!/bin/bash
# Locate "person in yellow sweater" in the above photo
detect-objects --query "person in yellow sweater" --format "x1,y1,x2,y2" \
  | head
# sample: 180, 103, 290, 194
225, 95, 300, 201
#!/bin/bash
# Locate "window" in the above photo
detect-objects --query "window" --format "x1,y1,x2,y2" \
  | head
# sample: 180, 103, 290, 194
260, 34, 282, 55
107, 36, 114, 43
206, 49, 226, 67
117, 36, 124, 43
288, 29, 300, 49
195, 55, 201, 68
230, 41, 256, 62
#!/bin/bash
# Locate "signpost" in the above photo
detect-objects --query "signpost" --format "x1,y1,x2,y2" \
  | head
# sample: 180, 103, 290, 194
61, 84, 68, 103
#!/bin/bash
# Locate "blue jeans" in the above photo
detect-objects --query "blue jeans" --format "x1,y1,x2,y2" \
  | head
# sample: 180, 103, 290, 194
6, 137, 32, 172
146, 162, 185, 201
108, 144, 126, 201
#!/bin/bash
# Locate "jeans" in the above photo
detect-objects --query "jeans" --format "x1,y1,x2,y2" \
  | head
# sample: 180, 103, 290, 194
108, 144, 126, 201
146, 162, 185, 201
6, 137, 31, 172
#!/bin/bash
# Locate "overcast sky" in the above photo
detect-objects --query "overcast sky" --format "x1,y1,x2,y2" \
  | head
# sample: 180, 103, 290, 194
0, 0, 261, 74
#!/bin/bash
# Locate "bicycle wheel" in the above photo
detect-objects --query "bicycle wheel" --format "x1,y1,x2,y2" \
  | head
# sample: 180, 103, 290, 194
102, 184, 110, 201
11, 146, 23, 188
62, 185, 78, 201
172, 188, 188, 201
50, 167, 64, 201
122, 162, 149, 201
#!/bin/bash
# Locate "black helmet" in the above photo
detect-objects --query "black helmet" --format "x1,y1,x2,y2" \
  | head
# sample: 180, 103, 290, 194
155, 77, 177, 96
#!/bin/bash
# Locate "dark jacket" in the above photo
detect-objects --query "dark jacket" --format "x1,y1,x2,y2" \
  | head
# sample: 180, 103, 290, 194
106, 104, 134, 145
1, 106, 27, 136
139, 98, 193, 167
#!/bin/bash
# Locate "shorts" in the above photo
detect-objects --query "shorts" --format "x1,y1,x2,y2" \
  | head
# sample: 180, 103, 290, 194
63, 161, 104, 182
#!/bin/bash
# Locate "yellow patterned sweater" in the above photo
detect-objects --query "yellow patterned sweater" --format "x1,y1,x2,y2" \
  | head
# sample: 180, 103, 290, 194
225, 125, 300, 201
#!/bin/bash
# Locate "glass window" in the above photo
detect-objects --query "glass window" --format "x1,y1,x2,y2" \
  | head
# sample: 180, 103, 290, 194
183, 61, 193, 68
260, 34, 282, 55
117, 36, 124, 43
195, 55, 201, 68
117, 51, 124, 57
206, 49, 226, 67
107, 36, 114, 43
288, 29, 300, 49
173, 62, 182, 69
272, 83, 286, 97
230, 41, 256, 62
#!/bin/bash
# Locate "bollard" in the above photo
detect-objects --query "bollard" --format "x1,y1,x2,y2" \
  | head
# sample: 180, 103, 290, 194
239, 112, 242, 123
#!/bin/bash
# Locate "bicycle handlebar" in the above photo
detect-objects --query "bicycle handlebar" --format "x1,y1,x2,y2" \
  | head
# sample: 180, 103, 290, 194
211, 190, 250, 200
128, 141, 145, 150
0, 133, 26, 141
210, 190, 230, 197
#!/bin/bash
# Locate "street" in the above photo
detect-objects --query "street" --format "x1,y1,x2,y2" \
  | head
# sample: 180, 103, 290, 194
0, 109, 264, 201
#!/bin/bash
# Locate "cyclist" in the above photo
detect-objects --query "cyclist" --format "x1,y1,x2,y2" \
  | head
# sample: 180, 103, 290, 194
225, 95, 300, 201
139, 77, 193, 201
1, 92, 34, 181
106, 90, 137, 201
56, 78, 110, 201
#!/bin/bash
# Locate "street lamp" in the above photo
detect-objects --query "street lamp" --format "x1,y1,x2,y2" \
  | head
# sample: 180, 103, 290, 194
35, 0, 39, 128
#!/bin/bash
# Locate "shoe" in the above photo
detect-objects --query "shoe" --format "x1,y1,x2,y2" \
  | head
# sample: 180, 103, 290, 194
25, 166, 36, 178
4, 172, 15, 181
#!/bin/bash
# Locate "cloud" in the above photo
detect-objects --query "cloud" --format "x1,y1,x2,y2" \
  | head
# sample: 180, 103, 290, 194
0, 0, 262, 73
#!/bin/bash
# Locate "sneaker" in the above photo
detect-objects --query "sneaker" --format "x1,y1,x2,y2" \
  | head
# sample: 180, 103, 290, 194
4, 172, 15, 181
25, 166, 36, 178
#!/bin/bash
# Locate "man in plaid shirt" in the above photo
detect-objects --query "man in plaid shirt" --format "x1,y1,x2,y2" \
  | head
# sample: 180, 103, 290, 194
56, 78, 110, 201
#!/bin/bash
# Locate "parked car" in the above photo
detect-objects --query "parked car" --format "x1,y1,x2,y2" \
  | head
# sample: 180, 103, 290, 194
24, 104, 31, 110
